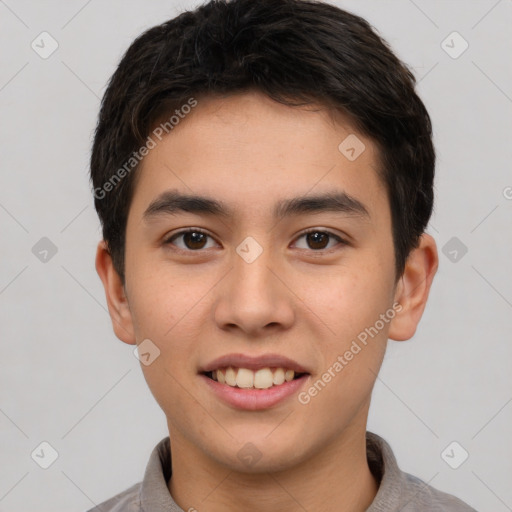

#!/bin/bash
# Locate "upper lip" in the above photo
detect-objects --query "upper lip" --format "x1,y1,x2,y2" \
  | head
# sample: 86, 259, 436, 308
200, 353, 310, 374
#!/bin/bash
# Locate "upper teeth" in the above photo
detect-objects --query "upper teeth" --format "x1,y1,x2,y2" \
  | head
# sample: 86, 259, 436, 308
212, 367, 296, 389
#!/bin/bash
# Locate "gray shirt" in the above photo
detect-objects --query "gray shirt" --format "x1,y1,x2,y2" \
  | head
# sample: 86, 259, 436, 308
87, 432, 477, 511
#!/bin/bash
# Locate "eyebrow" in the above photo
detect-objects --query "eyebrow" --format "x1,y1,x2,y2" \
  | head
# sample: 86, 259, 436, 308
143, 188, 370, 221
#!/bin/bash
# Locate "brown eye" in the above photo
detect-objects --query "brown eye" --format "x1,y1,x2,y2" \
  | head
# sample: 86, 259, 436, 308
165, 229, 216, 251
294, 230, 345, 251
182, 231, 207, 249
306, 231, 329, 250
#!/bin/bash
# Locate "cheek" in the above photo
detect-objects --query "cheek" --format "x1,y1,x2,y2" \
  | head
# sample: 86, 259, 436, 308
126, 263, 196, 341
310, 262, 394, 341
126, 267, 207, 382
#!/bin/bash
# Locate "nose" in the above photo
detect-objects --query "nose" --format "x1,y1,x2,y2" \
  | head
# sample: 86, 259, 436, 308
213, 244, 296, 337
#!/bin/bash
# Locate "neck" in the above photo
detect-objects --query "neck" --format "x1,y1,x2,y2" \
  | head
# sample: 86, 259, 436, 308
167, 415, 378, 512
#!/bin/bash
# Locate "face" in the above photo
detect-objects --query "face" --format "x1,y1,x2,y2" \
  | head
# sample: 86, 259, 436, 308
97, 90, 437, 473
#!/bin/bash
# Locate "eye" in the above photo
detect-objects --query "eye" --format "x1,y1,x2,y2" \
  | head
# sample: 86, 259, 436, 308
163, 228, 347, 253
293, 229, 346, 251
164, 228, 218, 251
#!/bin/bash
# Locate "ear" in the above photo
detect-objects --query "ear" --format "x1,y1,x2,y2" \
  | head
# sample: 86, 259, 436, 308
95, 240, 136, 345
388, 233, 439, 341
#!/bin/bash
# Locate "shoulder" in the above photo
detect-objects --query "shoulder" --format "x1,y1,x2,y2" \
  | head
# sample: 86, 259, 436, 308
85, 481, 142, 512
85, 436, 174, 512
399, 471, 477, 511
365, 432, 477, 511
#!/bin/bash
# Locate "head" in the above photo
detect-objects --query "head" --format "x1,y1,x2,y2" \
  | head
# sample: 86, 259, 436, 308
92, 0, 438, 473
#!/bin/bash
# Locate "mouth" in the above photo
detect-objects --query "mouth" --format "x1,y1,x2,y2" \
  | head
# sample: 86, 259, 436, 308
199, 353, 311, 410
202, 367, 308, 390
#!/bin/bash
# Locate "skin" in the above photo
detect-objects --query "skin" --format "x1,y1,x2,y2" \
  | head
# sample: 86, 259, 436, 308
96, 90, 438, 512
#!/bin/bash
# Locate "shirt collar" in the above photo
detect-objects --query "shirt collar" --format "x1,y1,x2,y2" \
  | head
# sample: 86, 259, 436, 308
366, 431, 405, 510
139, 436, 181, 511
139, 431, 405, 511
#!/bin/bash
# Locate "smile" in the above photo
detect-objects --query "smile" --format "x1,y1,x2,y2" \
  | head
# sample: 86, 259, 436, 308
204, 367, 306, 390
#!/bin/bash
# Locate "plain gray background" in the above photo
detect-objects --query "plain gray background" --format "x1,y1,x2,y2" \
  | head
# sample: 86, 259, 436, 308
1, 1, 511, 511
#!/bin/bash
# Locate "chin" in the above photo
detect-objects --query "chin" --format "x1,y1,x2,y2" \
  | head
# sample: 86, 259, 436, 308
206, 435, 308, 474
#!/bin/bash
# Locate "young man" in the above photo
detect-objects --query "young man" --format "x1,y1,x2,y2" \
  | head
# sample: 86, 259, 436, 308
90, 0, 476, 510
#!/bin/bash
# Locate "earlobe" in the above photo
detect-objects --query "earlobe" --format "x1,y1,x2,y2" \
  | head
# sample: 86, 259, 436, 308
388, 233, 439, 342
95, 240, 136, 345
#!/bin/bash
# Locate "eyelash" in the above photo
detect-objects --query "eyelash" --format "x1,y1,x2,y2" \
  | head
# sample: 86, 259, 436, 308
163, 228, 347, 254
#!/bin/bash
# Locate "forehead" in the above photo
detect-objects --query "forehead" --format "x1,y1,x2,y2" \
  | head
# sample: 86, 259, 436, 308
129, 91, 387, 224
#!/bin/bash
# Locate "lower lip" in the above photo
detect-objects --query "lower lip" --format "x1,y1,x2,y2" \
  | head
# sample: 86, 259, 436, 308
200, 374, 310, 410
